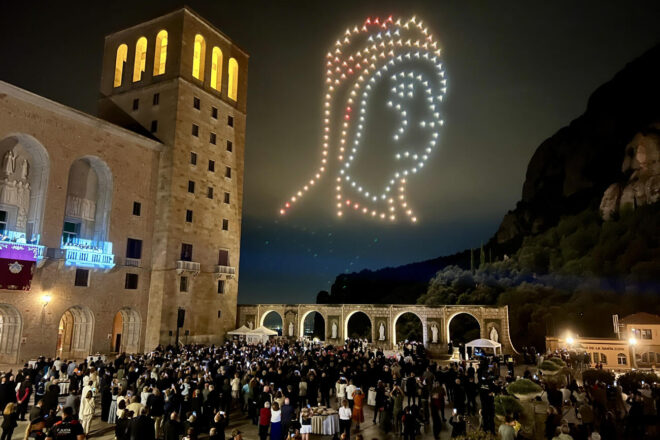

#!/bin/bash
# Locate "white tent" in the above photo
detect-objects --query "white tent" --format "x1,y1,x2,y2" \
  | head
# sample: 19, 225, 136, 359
245, 326, 278, 344
227, 325, 252, 338
465, 338, 502, 359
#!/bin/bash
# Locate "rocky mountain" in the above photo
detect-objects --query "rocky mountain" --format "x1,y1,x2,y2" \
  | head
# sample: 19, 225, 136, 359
320, 43, 660, 305
496, 44, 660, 248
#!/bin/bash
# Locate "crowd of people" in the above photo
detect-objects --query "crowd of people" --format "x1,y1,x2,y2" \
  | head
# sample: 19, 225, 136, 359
0, 338, 657, 440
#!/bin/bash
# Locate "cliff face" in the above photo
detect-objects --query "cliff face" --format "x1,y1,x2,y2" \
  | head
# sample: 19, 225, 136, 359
496, 44, 660, 245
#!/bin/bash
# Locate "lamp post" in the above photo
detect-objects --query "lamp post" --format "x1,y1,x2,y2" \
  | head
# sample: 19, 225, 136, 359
629, 337, 637, 369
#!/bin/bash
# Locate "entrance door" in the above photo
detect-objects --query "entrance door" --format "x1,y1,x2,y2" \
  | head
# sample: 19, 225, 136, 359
114, 333, 122, 352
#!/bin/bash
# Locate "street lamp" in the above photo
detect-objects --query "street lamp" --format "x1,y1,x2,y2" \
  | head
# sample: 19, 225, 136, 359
566, 336, 575, 346
41, 294, 52, 307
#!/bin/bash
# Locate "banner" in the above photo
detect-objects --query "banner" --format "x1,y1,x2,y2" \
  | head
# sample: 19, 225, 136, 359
0, 258, 35, 290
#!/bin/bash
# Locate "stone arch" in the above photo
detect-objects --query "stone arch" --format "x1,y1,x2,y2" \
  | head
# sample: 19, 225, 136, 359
0, 304, 22, 363
63, 156, 113, 243
260, 310, 283, 335
392, 311, 425, 346
299, 310, 326, 340
0, 134, 50, 240
57, 305, 94, 359
446, 311, 481, 345
112, 307, 141, 353
344, 310, 373, 341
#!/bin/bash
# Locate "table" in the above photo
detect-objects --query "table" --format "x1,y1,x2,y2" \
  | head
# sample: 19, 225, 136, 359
87, 355, 106, 364
368, 387, 377, 406
311, 414, 340, 435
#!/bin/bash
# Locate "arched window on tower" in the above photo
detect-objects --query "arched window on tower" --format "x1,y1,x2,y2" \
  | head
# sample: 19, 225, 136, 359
211, 47, 223, 91
192, 34, 206, 81
114, 44, 128, 87
228, 57, 239, 101
153, 30, 168, 76
133, 37, 148, 82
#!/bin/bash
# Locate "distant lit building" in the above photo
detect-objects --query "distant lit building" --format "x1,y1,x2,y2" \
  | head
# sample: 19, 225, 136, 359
546, 312, 660, 370
0, 7, 247, 363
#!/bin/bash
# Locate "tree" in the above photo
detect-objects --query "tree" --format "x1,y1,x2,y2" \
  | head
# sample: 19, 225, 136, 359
480, 242, 486, 268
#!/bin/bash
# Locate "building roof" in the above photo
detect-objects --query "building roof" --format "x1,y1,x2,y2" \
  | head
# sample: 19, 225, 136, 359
620, 312, 660, 325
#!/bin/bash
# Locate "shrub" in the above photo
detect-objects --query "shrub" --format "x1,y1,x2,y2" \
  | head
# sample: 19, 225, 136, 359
494, 395, 523, 417
546, 357, 566, 367
507, 378, 543, 395
581, 369, 615, 386
617, 371, 659, 394
539, 360, 561, 371
456, 432, 497, 440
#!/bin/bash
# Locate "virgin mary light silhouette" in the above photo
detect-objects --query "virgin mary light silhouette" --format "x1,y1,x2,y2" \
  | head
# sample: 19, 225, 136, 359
280, 16, 446, 223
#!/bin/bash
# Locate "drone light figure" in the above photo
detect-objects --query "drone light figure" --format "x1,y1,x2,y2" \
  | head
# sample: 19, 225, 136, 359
280, 15, 446, 223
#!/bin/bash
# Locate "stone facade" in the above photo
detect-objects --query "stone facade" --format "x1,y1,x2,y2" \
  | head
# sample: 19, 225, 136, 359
236, 304, 517, 354
0, 7, 247, 363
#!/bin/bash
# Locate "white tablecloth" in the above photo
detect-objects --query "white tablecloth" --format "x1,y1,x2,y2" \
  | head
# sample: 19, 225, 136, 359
368, 388, 377, 406
311, 414, 340, 435
87, 355, 106, 364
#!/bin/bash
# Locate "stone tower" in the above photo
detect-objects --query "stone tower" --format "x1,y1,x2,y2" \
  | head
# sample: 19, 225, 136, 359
98, 8, 248, 348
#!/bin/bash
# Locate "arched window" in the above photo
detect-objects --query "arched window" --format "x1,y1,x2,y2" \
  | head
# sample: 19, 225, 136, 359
153, 30, 168, 76
617, 353, 627, 365
114, 44, 128, 87
228, 57, 239, 101
133, 37, 148, 82
211, 47, 223, 91
192, 34, 206, 81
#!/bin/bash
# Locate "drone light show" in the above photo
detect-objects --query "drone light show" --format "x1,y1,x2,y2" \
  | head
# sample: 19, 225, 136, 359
280, 15, 446, 223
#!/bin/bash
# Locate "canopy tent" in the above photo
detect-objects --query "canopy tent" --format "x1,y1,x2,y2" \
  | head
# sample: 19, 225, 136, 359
227, 325, 252, 337
245, 326, 278, 344
465, 338, 502, 359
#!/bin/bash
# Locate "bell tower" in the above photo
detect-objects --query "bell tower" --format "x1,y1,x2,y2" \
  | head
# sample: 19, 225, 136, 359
98, 7, 248, 348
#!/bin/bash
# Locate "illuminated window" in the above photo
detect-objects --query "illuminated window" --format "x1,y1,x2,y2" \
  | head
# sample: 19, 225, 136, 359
617, 353, 627, 365
133, 37, 148, 82
192, 34, 206, 81
153, 30, 168, 76
641, 329, 652, 339
114, 44, 128, 87
228, 57, 239, 100
600, 353, 607, 363
211, 47, 223, 91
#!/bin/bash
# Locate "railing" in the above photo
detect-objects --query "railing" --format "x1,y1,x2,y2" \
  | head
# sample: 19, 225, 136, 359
214, 265, 236, 278
61, 237, 115, 269
176, 260, 200, 275
0, 230, 45, 263
124, 257, 141, 267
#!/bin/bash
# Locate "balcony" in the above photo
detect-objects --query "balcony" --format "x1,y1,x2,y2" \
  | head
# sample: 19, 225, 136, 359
124, 257, 141, 267
0, 231, 46, 266
214, 265, 236, 279
176, 260, 200, 276
61, 237, 115, 270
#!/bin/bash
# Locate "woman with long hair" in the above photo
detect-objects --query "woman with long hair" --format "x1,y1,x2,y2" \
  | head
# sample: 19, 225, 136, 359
269, 401, 281, 440
299, 407, 312, 440
1, 402, 18, 440
80, 390, 96, 436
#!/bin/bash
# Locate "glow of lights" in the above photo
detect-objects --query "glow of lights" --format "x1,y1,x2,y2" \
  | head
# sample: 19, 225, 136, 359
279, 15, 447, 223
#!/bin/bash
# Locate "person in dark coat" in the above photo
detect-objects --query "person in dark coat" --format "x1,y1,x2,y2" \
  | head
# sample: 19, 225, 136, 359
129, 408, 155, 440
16, 379, 32, 421
449, 414, 466, 438
43, 385, 60, 414
1, 402, 18, 440
29, 399, 45, 422
163, 411, 183, 440
115, 410, 132, 440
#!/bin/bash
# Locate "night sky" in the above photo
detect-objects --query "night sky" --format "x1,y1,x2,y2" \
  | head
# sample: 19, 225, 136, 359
1, 1, 659, 304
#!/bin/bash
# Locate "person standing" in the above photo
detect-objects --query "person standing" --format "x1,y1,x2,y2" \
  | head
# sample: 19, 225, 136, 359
352, 389, 365, 432
129, 407, 155, 440
281, 398, 294, 439
338, 399, 352, 439
1, 402, 18, 440
345, 381, 356, 409
79, 390, 95, 436
270, 402, 281, 440
299, 407, 312, 440
147, 388, 165, 438
259, 402, 271, 440
163, 411, 183, 440
498, 416, 516, 440
46, 406, 85, 440
16, 378, 32, 421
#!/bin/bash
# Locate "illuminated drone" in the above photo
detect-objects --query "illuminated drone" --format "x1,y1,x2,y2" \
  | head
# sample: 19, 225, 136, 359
280, 15, 446, 223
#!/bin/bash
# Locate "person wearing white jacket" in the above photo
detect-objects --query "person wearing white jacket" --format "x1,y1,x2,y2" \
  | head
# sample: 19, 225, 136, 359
80, 390, 96, 435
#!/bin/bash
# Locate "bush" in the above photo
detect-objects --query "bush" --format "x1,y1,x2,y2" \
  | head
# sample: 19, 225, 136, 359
507, 378, 543, 395
546, 357, 566, 367
456, 432, 497, 440
617, 371, 659, 394
539, 360, 561, 371
494, 395, 523, 417
581, 369, 615, 386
